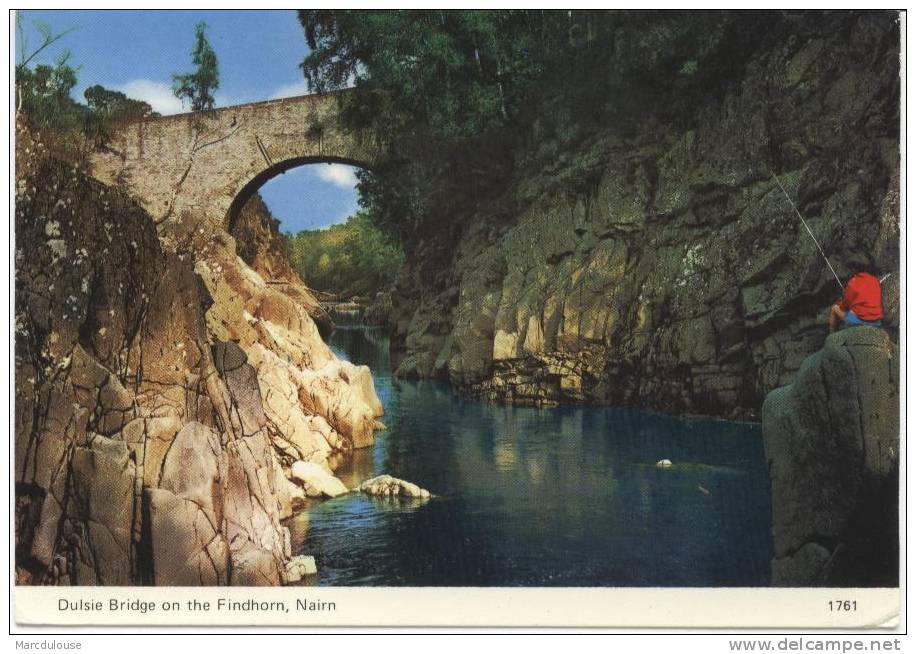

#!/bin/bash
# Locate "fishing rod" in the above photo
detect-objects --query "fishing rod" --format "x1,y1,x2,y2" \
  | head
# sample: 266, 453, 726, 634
768, 169, 844, 290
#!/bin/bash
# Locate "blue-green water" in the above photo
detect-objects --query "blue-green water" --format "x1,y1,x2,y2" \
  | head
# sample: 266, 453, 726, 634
287, 325, 773, 586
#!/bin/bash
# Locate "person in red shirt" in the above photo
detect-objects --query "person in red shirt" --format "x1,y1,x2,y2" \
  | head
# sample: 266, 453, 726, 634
828, 254, 884, 332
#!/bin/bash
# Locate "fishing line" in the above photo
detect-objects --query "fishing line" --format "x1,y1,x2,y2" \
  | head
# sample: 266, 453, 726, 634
768, 169, 844, 290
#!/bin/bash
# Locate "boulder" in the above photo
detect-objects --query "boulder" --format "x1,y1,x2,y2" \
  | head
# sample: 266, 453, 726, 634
290, 461, 350, 498
763, 327, 898, 586
359, 475, 431, 499
283, 555, 318, 583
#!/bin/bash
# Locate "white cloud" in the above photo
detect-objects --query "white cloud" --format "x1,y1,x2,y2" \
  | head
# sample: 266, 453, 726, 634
269, 79, 310, 100
214, 92, 239, 108
315, 164, 358, 188
116, 79, 184, 115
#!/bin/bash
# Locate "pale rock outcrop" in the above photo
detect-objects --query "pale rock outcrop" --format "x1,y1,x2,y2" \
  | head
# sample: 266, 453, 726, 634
15, 126, 383, 587
291, 461, 350, 498
283, 555, 318, 583
248, 343, 381, 456
146, 487, 230, 586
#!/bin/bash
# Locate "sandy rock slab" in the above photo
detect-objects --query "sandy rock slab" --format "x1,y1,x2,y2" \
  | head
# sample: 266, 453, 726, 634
291, 461, 349, 498
359, 475, 431, 499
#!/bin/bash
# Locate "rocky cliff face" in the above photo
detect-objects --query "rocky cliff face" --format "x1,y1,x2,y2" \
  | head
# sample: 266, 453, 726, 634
15, 126, 382, 586
230, 192, 335, 339
387, 11, 900, 419
763, 327, 898, 586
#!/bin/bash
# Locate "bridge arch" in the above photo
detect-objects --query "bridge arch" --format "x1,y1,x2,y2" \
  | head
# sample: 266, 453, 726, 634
226, 155, 369, 234
89, 91, 379, 231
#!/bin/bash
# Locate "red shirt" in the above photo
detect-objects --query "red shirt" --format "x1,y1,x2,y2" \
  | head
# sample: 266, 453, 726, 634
839, 272, 883, 321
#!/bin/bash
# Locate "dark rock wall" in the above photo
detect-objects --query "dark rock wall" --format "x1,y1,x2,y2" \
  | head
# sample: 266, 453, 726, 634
763, 327, 898, 586
387, 11, 900, 419
231, 192, 296, 282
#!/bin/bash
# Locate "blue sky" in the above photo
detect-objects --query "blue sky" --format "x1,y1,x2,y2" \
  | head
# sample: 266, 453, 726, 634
17, 9, 359, 232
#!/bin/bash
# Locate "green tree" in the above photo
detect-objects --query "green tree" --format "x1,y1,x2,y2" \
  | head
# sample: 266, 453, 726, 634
16, 52, 83, 132
299, 10, 543, 139
15, 16, 158, 157
296, 11, 593, 244
83, 84, 159, 146
15, 15, 82, 130
15, 15, 77, 101
296, 11, 739, 244
84, 84, 157, 120
172, 22, 219, 112
285, 210, 404, 297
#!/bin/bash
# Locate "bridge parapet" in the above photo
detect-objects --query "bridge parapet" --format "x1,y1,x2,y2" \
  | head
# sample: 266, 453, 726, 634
90, 90, 379, 231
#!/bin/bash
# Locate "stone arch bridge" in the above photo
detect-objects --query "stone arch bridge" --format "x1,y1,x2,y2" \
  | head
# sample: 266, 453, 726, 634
90, 90, 379, 231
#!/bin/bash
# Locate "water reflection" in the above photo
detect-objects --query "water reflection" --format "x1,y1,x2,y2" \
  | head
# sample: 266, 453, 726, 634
288, 324, 773, 586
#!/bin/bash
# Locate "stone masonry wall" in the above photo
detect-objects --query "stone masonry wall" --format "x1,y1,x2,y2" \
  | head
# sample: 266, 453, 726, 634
89, 91, 379, 237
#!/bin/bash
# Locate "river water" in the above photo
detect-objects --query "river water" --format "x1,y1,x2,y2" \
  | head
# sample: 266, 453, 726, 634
286, 324, 773, 586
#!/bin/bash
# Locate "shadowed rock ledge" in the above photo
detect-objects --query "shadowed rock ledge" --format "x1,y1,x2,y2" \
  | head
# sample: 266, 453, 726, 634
762, 327, 898, 586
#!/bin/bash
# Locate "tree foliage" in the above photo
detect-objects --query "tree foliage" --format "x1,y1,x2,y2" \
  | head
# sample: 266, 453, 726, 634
84, 85, 158, 121
296, 10, 630, 245
16, 52, 83, 133
299, 10, 547, 139
172, 22, 220, 112
296, 10, 787, 247
15, 15, 76, 73
15, 16, 161, 158
15, 16, 82, 130
285, 211, 405, 297
83, 84, 159, 145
